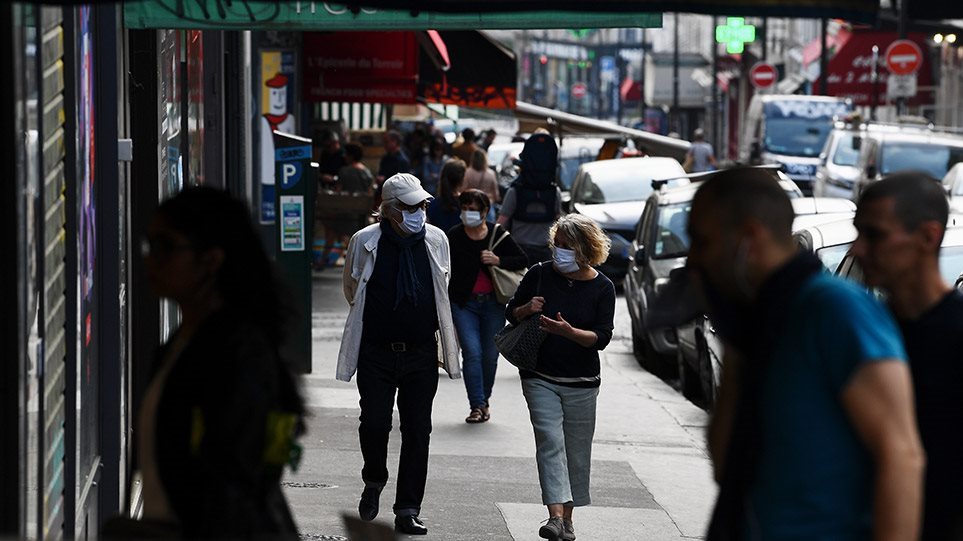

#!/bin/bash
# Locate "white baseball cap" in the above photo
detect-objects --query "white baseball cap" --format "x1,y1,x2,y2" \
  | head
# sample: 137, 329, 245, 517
381, 173, 433, 206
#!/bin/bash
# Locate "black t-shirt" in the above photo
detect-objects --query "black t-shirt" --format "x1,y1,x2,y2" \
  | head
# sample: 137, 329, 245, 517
361, 223, 438, 345
897, 290, 963, 541
505, 263, 616, 387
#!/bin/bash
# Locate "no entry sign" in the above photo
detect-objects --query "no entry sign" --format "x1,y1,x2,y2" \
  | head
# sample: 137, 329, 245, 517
749, 62, 778, 89
885, 39, 923, 76
571, 82, 587, 100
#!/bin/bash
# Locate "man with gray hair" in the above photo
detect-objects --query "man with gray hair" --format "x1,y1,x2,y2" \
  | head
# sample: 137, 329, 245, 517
337, 173, 460, 536
686, 168, 923, 540
854, 172, 963, 540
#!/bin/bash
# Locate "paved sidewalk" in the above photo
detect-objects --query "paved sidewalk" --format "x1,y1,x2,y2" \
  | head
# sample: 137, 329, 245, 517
285, 271, 716, 540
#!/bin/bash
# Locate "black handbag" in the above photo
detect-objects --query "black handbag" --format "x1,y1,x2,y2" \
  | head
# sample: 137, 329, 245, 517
494, 263, 546, 370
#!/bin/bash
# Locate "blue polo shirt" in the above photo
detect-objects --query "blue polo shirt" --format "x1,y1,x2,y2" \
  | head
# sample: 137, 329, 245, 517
747, 273, 907, 540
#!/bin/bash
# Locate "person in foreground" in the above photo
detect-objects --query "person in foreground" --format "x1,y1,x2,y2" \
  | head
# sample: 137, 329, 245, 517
506, 214, 616, 541
687, 168, 924, 541
853, 172, 963, 540
134, 187, 305, 538
337, 173, 461, 536
447, 189, 527, 423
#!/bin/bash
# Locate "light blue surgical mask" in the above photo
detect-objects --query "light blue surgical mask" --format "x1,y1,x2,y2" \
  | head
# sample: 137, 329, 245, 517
399, 208, 426, 234
553, 247, 580, 274
461, 210, 484, 227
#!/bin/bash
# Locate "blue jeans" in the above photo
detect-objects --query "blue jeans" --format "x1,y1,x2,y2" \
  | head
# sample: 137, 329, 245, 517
451, 297, 505, 409
521, 378, 599, 506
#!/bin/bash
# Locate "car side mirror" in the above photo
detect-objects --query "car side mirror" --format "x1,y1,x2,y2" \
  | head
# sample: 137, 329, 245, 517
634, 246, 648, 265
866, 164, 878, 179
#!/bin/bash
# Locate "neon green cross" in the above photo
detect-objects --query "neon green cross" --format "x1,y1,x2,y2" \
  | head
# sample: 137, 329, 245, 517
715, 17, 756, 54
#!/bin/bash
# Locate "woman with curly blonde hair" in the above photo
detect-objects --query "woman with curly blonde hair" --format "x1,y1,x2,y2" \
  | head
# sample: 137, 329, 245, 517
505, 213, 616, 541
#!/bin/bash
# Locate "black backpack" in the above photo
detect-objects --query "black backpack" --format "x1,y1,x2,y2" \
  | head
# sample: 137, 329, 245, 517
512, 133, 559, 223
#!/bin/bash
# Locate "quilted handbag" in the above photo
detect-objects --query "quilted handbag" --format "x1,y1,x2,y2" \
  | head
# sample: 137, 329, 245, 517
494, 263, 545, 370
488, 224, 527, 304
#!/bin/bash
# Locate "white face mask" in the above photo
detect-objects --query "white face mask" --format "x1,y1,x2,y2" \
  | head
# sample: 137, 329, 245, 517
398, 207, 426, 234
553, 247, 580, 274
461, 210, 484, 227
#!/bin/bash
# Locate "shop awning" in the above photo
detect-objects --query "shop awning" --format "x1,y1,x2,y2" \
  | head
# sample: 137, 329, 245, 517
330, 0, 880, 23
418, 31, 516, 109
123, 1, 662, 30
515, 101, 690, 161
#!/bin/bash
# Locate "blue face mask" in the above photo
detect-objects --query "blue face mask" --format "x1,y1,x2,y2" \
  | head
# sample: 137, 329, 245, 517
461, 210, 484, 227
553, 247, 580, 274
399, 208, 426, 234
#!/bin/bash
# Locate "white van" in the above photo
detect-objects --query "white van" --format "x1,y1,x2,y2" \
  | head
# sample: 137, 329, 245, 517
740, 95, 853, 195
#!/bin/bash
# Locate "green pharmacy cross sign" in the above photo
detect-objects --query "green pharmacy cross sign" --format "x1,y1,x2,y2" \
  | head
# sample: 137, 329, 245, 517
715, 17, 756, 54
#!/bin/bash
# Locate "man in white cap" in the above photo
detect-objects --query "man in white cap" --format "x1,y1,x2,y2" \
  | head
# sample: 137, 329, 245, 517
337, 173, 461, 536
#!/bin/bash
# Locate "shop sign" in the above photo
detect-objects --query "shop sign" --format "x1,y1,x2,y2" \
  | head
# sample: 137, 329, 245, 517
302, 31, 417, 105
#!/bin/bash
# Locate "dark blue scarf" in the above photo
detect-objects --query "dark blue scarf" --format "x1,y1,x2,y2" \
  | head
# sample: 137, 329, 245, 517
380, 220, 427, 309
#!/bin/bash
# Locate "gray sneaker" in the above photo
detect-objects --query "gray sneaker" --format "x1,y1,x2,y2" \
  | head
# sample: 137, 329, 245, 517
562, 518, 576, 541
538, 517, 565, 540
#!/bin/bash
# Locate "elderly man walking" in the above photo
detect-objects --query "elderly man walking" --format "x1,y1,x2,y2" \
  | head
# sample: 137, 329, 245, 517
337, 173, 460, 536
854, 173, 963, 540
685, 168, 924, 541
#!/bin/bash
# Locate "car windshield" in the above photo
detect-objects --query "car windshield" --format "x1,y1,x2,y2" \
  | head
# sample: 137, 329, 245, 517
577, 164, 685, 204
559, 156, 592, 190
764, 117, 835, 158
940, 246, 963, 284
653, 202, 691, 258
815, 243, 852, 273
880, 142, 963, 179
831, 133, 860, 167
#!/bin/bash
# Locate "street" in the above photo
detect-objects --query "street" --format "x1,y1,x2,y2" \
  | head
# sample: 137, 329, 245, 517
283, 270, 716, 540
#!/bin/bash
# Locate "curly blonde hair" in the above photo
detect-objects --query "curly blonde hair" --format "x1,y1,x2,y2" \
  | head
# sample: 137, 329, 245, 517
549, 214, 611, 267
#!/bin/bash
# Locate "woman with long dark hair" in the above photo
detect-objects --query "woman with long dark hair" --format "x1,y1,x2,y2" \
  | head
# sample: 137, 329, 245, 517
136, 187, 305, 538
427, 157, 466, 232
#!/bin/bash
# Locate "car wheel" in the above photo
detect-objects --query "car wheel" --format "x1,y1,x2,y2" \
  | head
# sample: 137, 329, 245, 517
677, 347, 701, 403
698, 335, 717, 412
631, 317, 649, 368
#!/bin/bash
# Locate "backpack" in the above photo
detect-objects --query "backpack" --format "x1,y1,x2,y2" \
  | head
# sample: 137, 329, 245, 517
511, 133, 559, 223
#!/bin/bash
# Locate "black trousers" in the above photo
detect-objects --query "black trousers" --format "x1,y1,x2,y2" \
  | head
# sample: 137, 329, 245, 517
356, 341, 439, 517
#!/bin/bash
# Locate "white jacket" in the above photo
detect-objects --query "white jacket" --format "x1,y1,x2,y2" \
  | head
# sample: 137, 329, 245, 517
336, 222, 461, 382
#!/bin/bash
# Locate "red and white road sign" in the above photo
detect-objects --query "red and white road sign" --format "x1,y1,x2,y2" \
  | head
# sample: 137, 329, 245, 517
749, 62, 778, 89
571, 82, 587, 100
885, 39, 923, 76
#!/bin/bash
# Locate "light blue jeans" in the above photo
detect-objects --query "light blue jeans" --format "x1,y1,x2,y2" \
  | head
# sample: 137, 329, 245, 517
451, 298, 505, 409
521, 378, 599, 506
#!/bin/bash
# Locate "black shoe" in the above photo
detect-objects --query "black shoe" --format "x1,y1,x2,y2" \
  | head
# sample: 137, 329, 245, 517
394, 515, 428, 535
358, 485, 383, 521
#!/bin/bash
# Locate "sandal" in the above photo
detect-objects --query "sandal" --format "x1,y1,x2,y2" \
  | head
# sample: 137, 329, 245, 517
481, 404, 491, 422
465, 408, 485, 423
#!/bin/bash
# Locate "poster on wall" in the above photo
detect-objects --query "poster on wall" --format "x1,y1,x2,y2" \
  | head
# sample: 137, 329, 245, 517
259, 49, 297, 224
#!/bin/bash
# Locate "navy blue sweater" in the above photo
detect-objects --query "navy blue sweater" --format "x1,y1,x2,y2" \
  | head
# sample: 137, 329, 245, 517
505, 262, 616, 387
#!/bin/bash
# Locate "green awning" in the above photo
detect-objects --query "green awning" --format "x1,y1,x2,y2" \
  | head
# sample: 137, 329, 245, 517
123, 1, 662, 30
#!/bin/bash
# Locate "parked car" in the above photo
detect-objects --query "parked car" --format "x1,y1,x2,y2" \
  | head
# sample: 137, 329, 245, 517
851, 129, 963, 202
836, 225, 963, 287
942, 162, 963, 214
569, 157, 688, 285
674, 197, 854, 407
486, 141, 524, 178
814, 119, 933, 200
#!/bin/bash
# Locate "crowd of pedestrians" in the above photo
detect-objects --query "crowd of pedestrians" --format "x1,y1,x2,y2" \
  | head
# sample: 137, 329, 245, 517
119, 125, 963, 541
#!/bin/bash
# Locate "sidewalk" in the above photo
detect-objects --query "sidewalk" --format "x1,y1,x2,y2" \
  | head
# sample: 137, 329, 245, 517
284, 270, 716, 540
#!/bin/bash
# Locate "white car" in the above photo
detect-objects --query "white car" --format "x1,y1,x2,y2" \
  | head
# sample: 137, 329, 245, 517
942, 162, 963, 215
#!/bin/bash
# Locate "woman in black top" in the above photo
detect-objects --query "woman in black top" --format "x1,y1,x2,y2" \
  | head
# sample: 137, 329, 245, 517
505, 214, 616, 541
448, 189, 528, 423
134, 187, 305, 538
426, 158, 465, 232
